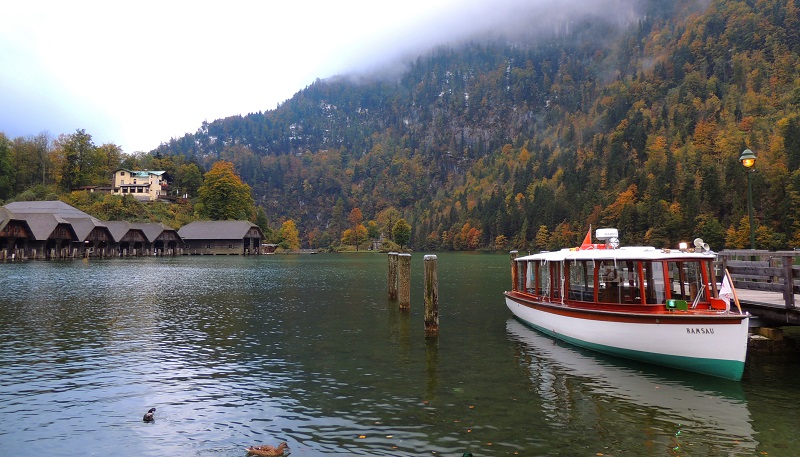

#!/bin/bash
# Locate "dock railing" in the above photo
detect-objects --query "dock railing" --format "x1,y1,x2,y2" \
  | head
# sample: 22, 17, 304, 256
718, 250, 800, 310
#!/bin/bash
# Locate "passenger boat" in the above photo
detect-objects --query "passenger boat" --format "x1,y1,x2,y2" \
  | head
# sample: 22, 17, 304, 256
504, 228, 750, 380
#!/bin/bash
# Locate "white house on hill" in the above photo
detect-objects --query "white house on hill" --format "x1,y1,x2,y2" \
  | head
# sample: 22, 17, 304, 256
111, 169, 168, 201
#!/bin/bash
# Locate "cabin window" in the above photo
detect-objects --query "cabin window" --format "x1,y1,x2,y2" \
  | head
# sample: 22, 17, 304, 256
598, 260, 641, 304
539, 262, 551, 297
550, 262, 562, 300
526, 261, 534, 292
667, 261, 707, 304
643, 261, 667, 304
568, 260, 595, 302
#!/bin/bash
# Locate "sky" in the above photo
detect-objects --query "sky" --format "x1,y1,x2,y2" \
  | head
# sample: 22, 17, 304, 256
1, 0, 640, 153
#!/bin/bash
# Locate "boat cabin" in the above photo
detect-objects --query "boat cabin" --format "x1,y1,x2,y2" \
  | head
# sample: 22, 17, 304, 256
512, 237, 725, 310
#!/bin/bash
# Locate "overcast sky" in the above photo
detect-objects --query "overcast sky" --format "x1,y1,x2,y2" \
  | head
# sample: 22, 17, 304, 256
1, 0, 640, 153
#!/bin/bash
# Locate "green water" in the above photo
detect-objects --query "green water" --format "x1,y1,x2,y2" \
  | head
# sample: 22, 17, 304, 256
0, 253, 798, 456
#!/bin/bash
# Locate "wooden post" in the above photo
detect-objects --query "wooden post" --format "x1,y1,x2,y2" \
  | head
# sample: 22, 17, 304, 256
398, 253, 411, 309
783, 255, 795, 309
510, 250, 519, 291
424, 255, 439, 337
387, 252, 399, 300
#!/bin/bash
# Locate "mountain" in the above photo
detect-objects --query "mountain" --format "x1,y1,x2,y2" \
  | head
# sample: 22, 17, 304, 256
152, 0, 800, 251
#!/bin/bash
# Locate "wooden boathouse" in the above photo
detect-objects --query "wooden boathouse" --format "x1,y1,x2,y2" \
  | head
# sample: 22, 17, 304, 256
177, 221, 264, 255
0, 201, 186, 259
2, 201, 261, 258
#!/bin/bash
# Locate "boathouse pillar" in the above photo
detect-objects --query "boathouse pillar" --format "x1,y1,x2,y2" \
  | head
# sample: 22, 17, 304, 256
387, 252, 399, 300
424, 255, 439, 337
510, 251, 519, 291
398, 253, 411, 309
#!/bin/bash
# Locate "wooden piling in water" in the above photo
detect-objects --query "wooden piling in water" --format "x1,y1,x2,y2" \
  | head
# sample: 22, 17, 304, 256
387, 252, 399, 300
398, 253, 411, 309
424, 255, 439, 337
510, 250, 518, 291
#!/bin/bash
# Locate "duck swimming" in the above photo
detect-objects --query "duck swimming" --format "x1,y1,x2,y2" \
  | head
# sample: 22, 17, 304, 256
246, 442, 289, 456
143, 408, 156, 422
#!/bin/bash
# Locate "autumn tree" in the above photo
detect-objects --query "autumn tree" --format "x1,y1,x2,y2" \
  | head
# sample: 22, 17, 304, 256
94, 143, 124, 183
393, 218, 411, 248
55, 129, 98, 191
366, 220, 380, 240
348, 207, 363, 227
0, 134, 13, 200
197, 161, 254, 220
9, 133, 51, 194
176, 163, 203, 197
342, 207, 368, 250
377, 207, 401, 241
342, 224, 368, 250
280, 219, 301, 250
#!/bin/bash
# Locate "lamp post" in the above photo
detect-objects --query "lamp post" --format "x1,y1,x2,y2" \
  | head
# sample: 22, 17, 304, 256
739, 149, 757, 250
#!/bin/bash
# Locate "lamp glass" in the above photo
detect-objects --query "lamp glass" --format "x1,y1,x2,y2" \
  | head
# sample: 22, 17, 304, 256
739, 149, 757, 168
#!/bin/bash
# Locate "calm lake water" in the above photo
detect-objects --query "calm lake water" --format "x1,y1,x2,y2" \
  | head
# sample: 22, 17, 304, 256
1, 252, 799, 456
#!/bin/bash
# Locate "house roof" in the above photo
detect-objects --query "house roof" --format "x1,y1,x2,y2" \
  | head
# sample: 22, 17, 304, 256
129, 222, 178, 242
177, 221, 263, 240
115, 169, 166, 178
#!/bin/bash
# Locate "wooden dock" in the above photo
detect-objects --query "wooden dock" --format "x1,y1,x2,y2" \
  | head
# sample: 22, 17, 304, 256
718, 250, 800, 326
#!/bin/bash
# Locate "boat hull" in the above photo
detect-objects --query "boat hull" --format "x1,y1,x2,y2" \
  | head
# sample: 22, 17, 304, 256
505, 292, 749, 380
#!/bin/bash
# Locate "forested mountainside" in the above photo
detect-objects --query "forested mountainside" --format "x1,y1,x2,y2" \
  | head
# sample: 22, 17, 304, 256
152, 0, 800, 250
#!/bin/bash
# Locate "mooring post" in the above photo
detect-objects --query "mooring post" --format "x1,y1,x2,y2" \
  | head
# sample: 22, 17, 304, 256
510, 250, 519, 291
388, 252, 399, 300
424, 255, 439, 336
783, 255, 795, 309
398, 253, 411, 309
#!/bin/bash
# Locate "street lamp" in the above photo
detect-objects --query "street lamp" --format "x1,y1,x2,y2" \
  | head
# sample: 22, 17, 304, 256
739, 148, 757, 250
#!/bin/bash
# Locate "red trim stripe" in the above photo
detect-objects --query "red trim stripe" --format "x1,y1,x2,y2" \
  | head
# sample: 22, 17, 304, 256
505, 291, 747, 325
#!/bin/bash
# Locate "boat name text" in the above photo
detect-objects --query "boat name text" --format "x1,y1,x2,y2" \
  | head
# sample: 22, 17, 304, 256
686, 327, 714, 335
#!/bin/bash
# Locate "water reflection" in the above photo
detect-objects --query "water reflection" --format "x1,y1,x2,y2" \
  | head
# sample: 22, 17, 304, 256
506, 319, 758, 455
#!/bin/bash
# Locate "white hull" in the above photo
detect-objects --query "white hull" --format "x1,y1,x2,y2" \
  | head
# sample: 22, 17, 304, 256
505, 295, 749, 380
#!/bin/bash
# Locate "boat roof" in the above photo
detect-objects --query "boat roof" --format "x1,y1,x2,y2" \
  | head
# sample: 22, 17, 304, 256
515, 245, 716, 262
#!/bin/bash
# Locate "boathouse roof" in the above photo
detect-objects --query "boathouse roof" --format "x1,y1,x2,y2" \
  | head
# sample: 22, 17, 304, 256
4, 201, 109, 241
16, 213, 78, 241
0, 207, 13, 232
104, 221, 143, 242
129, 222, 179, 242
4, 200, 92, 217
65, 216, 109, 240
177, 221, 263, 240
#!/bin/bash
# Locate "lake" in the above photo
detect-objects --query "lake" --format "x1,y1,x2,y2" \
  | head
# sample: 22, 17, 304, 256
1, 252, 798, 456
